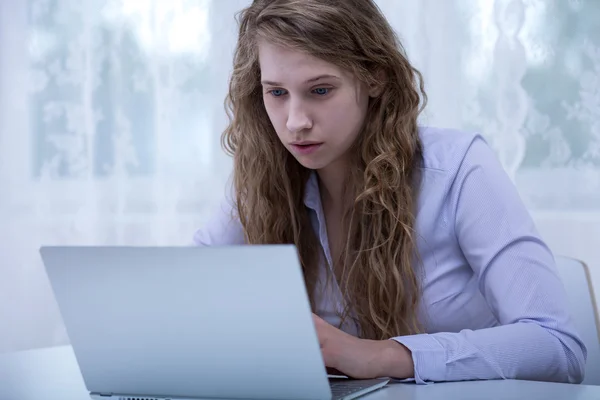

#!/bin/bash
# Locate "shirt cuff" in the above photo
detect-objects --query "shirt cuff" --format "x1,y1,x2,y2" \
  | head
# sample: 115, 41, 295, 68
390, 334, 447, 384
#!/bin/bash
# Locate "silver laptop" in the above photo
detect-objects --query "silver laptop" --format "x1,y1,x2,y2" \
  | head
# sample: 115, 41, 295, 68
40, 245, 390, 400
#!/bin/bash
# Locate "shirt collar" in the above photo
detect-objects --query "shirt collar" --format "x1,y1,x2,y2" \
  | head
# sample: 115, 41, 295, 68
303, 170, 321, 212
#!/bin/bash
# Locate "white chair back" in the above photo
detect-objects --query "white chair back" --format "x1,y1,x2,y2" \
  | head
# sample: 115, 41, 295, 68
555, 256, 600, 385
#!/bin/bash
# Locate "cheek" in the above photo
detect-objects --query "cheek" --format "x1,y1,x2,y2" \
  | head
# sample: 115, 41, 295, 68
263, 102, 285, 133
264, 101, 283, 128
325, 100, 366, 143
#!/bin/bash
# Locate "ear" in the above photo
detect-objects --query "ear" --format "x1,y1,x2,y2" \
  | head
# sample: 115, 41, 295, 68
368, 69, 386, 97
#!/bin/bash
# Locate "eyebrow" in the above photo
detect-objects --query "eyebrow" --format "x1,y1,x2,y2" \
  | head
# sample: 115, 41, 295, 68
261, 74, 341, 86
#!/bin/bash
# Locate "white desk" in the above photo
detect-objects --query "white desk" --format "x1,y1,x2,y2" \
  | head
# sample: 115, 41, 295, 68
1, 345, 599, 400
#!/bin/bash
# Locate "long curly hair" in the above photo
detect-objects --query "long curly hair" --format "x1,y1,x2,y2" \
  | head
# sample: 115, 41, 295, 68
222, 0, 427, 340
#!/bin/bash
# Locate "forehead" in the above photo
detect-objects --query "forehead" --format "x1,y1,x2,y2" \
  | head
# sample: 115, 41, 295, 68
257, 39, 349, 84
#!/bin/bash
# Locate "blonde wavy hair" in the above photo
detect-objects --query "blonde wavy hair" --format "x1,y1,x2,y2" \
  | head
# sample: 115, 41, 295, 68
222, 0, 427, 340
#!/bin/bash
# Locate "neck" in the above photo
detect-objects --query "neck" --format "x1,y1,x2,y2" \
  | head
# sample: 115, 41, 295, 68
316, 159, 348, 209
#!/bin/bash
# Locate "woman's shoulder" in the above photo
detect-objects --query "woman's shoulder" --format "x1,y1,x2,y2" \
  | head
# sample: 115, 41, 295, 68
418, 125, 487, 174
414, 125, 511, 216
192, 176, 246, 247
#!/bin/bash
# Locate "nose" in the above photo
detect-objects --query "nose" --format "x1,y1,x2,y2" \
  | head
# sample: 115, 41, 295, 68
286, 99, 312, 134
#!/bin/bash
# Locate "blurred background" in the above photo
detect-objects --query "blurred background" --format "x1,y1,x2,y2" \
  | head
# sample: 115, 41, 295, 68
0, 0, 599, 353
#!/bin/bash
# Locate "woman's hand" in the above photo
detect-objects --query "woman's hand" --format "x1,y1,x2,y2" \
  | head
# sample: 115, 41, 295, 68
312, 313, 415, 379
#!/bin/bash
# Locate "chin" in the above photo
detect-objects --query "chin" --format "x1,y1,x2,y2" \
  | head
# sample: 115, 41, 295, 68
295, 157, 329, 171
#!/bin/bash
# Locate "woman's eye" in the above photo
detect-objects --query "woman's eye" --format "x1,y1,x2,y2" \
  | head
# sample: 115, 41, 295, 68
313, 88, 330, 96
269, 89, 287, 97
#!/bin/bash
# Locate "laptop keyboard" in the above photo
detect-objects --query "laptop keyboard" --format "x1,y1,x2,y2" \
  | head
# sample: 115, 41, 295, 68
329, 379, 386, 400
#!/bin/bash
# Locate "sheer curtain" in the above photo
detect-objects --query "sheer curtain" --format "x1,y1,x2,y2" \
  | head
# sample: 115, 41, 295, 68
1, 0, 598, 353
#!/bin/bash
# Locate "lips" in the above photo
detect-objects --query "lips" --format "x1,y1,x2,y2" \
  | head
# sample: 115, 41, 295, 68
290, 142, 323, 155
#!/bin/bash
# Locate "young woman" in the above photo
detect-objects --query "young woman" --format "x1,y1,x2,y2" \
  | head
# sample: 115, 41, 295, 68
193, 0, 586, 384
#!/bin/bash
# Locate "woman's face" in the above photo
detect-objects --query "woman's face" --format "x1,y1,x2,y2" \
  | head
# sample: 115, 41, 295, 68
258, 40, 375, 171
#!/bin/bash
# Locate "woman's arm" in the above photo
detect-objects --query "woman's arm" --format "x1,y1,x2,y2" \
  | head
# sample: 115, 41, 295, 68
390, 136, 587, 384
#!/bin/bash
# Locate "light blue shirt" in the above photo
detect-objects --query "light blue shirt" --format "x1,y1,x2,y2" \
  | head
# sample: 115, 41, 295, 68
193, 127, 587, 384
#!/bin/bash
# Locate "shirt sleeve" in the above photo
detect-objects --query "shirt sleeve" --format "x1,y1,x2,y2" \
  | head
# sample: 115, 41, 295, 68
192, 179, 246, 247
391, 135, 587, 384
